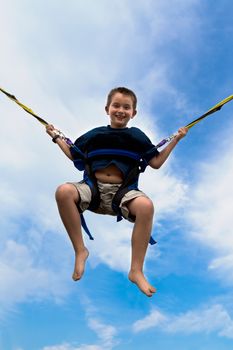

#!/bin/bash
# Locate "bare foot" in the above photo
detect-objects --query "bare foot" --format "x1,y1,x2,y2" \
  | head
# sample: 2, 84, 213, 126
72, 248, 89, 281
128, 270, 156, 297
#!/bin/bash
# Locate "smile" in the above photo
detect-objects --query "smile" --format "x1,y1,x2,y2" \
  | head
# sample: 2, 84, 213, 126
115, 114, 125, 119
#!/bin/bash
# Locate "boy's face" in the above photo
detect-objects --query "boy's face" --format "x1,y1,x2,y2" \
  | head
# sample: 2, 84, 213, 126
105, 92, 137, 128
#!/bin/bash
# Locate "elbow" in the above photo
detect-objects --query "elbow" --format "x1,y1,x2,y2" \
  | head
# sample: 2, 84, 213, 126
154, 164, 162, 169
149, 156, 164, 169
150, 162, 162, 169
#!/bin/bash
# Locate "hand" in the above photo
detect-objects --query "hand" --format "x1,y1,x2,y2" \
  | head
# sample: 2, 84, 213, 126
46, 124, 58, 138
176, 126, 188, 141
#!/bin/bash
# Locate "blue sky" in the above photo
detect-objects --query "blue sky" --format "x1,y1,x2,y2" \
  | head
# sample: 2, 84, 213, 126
1, 0, 233, 349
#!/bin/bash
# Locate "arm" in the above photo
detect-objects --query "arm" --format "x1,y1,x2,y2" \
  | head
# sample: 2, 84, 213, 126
149, 127, 188, 169
46, 124, 73, 160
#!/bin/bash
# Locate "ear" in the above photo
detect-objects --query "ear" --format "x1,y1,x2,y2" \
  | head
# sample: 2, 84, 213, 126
105, 106, 109, 114
131, 109, 137, 119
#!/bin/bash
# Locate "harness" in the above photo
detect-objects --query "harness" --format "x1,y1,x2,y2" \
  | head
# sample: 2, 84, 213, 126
72, 145, 156, 245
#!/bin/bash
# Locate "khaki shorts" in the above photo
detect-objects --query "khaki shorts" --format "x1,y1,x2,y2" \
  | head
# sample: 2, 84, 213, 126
69, 180, 148, 222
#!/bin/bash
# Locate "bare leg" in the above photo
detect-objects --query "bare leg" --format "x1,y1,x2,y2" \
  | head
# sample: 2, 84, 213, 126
127, 196, 156, 297
55, 184, 89, 281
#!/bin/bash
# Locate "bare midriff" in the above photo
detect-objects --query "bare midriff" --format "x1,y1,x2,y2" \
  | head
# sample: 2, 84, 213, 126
95, 164, 123, 184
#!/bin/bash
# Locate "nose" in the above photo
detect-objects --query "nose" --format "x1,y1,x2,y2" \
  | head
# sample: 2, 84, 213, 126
117, 106, 125, 114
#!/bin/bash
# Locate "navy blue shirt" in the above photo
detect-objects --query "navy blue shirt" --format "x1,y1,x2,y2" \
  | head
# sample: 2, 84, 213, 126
70, 125, 159, 176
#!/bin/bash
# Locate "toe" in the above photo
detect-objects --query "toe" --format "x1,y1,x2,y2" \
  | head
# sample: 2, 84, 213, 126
72, 271, 82, 281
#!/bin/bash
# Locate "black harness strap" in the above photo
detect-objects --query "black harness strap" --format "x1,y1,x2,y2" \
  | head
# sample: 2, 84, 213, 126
111, 166, 157, 245
73, 148, 156, 245
111, 166, 140, 218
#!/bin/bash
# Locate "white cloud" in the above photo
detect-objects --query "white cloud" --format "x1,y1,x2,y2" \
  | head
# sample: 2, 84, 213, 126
0, 0, 203, 314
132, 304, 233, 339
84, 298, 119, 350
133, 309, 167, 332
3, 3, 233, 350
0, 240, 71, 313
0, 0, 190, 271
185, 126, 233, 283
165, 304, 233, 336
42, 344, 102, 350
88, 318, 118, 349
209, 254, 233, 280
41, 298, 118, 350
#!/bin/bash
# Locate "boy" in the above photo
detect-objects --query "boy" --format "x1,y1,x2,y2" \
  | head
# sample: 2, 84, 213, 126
46, 87, 188, 297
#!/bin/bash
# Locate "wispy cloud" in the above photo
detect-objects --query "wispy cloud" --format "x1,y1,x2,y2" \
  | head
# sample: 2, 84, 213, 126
87, 318, 118, 349
42, 344, 102, 350
41, 298, 119, 350
84, 298, 119, 350
133, 309, 167, 332
133, 304, 233, 339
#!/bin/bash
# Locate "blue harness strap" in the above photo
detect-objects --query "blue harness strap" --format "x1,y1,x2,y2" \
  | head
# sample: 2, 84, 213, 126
87, 148, 141, 160
73, 147, 156, 246
80, 213, 94, 240
149, 236, 157, 245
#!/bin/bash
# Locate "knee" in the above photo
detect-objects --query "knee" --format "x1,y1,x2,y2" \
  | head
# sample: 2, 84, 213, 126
55, 184, 78, 203
140, 197, 154, 216
131, 197, 154, 219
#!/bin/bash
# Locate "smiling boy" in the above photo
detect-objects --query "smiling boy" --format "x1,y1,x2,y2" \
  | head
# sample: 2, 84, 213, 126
46, 87, 187, 297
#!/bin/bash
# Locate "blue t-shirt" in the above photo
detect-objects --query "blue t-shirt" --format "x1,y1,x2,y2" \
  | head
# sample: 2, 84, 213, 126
70, 125, 159, 176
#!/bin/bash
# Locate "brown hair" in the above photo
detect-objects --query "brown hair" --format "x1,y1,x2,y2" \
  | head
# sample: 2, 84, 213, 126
106, 87, 137, 110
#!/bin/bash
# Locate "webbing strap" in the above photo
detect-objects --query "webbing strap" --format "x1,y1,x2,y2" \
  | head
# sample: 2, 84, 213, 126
87, 148, 142, 160
80, 213, 94, 240
149, 236, 157, 245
